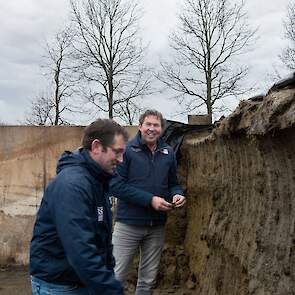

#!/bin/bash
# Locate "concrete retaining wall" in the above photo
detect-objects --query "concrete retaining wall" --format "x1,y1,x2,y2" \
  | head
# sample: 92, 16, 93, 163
0, 125, 137, 265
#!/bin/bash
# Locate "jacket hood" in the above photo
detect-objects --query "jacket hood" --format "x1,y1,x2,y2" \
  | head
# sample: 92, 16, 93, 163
56, 148, 113, 182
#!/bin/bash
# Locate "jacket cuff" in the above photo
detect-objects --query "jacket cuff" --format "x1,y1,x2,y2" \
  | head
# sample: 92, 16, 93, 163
143, 192, 154, 207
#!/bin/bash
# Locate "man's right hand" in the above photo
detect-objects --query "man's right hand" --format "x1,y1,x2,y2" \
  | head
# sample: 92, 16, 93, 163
151, 196, 173, 211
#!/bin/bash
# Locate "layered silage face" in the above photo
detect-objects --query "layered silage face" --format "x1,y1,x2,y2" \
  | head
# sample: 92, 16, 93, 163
182, 85, 295, 294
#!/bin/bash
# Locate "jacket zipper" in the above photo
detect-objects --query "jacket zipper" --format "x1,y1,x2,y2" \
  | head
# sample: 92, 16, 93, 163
150, 149, 158, 227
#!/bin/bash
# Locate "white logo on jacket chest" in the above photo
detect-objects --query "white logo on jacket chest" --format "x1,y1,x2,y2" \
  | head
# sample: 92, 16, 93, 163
161, 148, 169, 154
97, 207, 104, 222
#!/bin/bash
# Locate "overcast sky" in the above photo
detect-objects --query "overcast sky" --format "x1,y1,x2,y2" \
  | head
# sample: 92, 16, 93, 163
0, 0, 291, 124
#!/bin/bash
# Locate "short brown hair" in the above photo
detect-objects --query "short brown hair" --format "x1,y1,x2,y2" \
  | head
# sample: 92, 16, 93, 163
139, 109, 165, 128
82, 119, 129, 150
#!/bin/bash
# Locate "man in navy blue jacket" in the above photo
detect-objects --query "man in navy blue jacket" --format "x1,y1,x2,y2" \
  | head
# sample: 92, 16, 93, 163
111, 110, 186, 295
30, 119, 128, 295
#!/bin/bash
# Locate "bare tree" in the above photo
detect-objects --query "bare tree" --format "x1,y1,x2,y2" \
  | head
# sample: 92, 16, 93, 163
26, 27, 77, 126
45, 27, 77, 125
280, 1, 295, 70
25, 93, 54, 126
157, 0, 256, 123
114, 99, 143, 125
70, 0, 152, 122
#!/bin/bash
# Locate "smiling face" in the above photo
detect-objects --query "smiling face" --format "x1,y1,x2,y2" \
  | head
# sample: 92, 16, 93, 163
139, 115, 162, 148
90, 134, 126, 174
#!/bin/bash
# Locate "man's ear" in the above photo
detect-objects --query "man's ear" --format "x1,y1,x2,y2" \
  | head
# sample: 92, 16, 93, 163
91, 139, 102, 154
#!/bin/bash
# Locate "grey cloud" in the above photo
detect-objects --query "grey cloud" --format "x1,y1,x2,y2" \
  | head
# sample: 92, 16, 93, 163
0, 0, 292, 124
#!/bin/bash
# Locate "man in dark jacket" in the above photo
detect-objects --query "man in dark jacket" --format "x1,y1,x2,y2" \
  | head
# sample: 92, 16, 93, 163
111, 110, 186, 295
30, 119, 128, 295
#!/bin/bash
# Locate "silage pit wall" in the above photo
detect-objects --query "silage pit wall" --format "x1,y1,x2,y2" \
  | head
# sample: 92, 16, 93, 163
0, 126, 84, 265
180, 92, 295, 294
0, 125, 137, 266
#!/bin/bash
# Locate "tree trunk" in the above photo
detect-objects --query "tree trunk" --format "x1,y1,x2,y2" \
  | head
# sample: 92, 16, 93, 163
54, 70, 60, 125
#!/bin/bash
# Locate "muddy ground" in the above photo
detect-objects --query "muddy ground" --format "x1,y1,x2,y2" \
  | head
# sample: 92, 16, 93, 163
0, 268, 30, 295
0, 268, 192, 295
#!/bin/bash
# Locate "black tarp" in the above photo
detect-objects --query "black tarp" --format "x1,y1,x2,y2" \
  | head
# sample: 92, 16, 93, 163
161, 120, 213, 156
269, 72, 295, 92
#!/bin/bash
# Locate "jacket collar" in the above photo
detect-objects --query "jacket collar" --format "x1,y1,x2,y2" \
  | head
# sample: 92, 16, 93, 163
57, 148, 113, 184
81, 149, 114, 183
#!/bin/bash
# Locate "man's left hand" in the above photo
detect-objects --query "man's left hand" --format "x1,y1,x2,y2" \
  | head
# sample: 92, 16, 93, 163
172, 194, 186, 208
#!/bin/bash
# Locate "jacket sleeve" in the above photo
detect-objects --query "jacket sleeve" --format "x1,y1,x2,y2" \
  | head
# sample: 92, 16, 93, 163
168, 150, 184, 198
51, 179, 124, 295
110, 151, 153, 207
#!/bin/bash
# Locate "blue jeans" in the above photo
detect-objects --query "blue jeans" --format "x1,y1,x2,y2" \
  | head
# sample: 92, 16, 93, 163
112, 222, 165, 295
31, 276, 89, 295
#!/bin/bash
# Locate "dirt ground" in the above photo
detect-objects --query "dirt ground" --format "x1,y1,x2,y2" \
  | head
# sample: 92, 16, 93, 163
0, 267, 191, 295
0, 267, 31, 295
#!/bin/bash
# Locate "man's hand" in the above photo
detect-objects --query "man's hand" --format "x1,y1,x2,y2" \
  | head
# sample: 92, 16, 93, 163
151, 196, 173, 211
172, 194, 186, 208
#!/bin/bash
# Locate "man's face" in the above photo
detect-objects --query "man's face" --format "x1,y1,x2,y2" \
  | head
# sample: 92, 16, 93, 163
139, 115, 162, 146
93, 134, 126, 174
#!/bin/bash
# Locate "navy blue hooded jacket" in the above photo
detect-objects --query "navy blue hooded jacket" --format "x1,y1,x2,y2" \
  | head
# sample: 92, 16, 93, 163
30, 148, 124, 295
110, 132, 183, 226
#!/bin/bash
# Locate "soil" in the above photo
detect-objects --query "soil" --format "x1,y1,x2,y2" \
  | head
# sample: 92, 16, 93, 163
0, 267, 31, 295
0, 267, 192, 295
